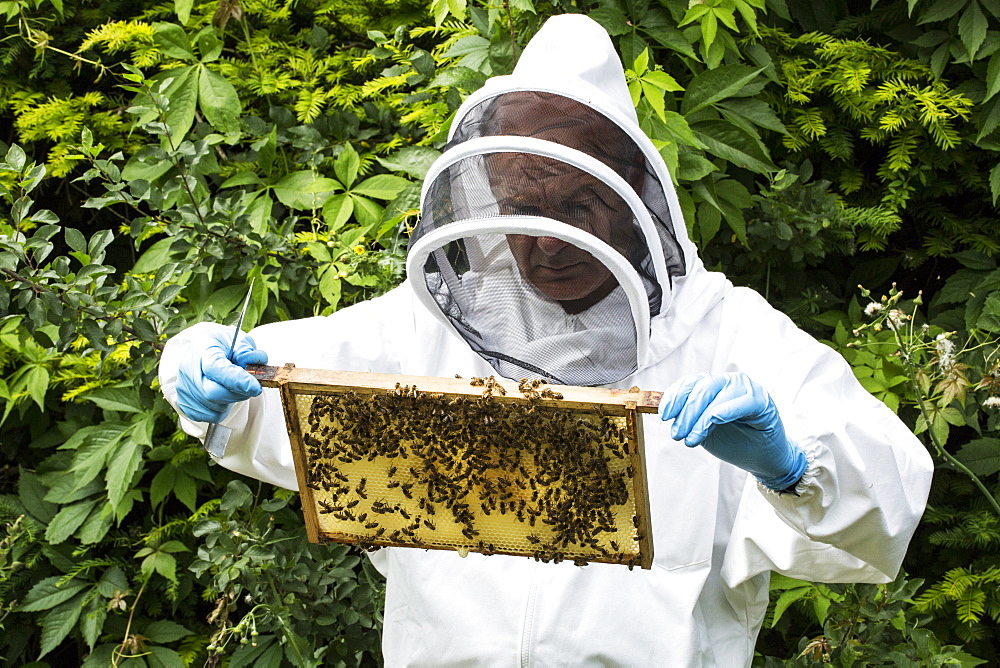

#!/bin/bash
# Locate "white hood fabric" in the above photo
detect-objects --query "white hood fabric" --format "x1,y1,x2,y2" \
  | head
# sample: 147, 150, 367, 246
159, 13, 933, 666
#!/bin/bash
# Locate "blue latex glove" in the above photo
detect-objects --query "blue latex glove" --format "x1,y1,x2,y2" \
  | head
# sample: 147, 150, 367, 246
176, 324, 268, 423
658, 372, 808, 491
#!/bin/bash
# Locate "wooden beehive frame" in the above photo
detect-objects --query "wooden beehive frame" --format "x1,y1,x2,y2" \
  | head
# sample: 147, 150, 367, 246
247, 364, 661, 569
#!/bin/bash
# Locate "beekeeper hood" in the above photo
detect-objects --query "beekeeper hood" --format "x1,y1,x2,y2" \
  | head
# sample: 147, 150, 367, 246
406, 13, 728, 386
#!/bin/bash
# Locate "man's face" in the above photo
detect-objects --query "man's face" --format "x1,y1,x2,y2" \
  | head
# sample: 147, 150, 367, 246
492, 153, 626, 312
484, 93, 643, 313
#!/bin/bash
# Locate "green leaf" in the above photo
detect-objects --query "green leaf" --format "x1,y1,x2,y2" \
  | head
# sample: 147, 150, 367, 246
148, 646, 187, 668
19, 469, 56, 523
335, 144, 360, 189
693, 120, 776, 173
319, 266, 343, 309
220, 172, 262, 188
643, 70, 684, 92
954, 438, 1000, 476
322, 193, 354, 231
150, 465, 176, 508
77, 502, 113, 544
771, 586, 811, 627
25, 365, 48, 409
142, 550, 178, 583
987, 53, 1000, 103
197, 65, 242, 132
959, 1, 988, 59
991, 164, 1000, 205
633, 48, 650, 75
107, 437, 144, 514
133, 237, 179, 274
152, 66, 199, 148
377, 146, 441, 179
64, 228, 86, 254
681, 65, 765, 116
80, 596, 106, 650
175, 0, 193, 25
44, 498, 99, 544
352, 174, 411, 200
272, 171, 339, 210
153, 23, 196, 61
717, 99, 786, 134
919, 0, 970, 24
84, 386, 143, 413
144, 620, 193, 643
20, 576, 89, 612
195, 26, 223, 62
351, 195, 383, 227
39, 595, 86, 658
588, 5, 631, 35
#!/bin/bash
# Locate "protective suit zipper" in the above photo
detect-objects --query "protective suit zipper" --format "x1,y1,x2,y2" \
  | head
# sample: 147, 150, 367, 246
519, 565, 541, 667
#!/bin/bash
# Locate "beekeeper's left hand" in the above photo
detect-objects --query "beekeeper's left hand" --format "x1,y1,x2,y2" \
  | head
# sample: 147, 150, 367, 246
658, 372, 807, 491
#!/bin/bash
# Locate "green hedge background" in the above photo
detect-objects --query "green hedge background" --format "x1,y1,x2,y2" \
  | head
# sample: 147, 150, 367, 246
1, 0, 999, 665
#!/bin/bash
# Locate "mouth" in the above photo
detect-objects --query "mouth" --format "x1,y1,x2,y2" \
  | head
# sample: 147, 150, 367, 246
535, 262, 585, 277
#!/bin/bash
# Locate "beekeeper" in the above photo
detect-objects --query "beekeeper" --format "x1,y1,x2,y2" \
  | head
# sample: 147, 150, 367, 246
159, 14, 934, 666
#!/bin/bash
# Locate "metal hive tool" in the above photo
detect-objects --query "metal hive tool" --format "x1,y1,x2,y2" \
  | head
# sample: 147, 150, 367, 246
248, 364, 661, 569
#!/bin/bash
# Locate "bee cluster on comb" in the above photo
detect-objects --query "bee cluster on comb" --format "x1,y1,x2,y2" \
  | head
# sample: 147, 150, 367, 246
251, 365, 655, 569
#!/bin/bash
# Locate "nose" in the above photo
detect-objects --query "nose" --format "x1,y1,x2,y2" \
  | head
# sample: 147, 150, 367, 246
535, 236, 570, 256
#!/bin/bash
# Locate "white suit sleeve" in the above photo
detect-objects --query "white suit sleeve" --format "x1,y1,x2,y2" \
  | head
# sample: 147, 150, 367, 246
158, 286, 414, 491
718, 289, 934, 586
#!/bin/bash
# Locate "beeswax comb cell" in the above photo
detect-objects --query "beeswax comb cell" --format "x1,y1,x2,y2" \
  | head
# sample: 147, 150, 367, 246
247, 364, 661, 570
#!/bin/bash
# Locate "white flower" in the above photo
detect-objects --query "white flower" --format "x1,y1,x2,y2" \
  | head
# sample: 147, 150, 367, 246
935, 334, 956, 371
887, 309, 906, 330
864, 302, 884, 317
983, 396, 1000, 410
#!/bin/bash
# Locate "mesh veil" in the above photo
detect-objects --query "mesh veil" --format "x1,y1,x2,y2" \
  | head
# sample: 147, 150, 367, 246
449, 91, 686, 293
408, 92, 678, 386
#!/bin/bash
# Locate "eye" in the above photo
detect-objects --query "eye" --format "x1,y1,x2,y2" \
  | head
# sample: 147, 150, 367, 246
508, 203, 543, 217
562, 198, 601, 218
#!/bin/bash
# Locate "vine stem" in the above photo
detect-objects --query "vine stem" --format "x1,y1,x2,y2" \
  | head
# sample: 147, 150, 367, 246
264, 569, 309, 665
893, 323, 1000, 517
112, 577, 148, 667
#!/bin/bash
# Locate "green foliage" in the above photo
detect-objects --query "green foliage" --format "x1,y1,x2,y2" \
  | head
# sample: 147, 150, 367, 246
756, 573, 987, 666
3, 0, 1000, 664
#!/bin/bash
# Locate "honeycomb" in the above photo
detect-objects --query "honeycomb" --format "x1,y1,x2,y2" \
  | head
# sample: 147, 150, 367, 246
289, 379, 650, 568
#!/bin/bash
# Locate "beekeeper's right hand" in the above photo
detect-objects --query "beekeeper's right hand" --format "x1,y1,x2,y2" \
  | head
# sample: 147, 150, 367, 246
175, 324, 268, 423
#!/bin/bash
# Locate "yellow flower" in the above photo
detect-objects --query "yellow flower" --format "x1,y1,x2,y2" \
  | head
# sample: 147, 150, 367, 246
353, 245, 365, 255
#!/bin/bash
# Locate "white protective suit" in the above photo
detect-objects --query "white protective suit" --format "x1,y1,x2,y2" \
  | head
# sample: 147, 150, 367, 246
160, 14, 934, 667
